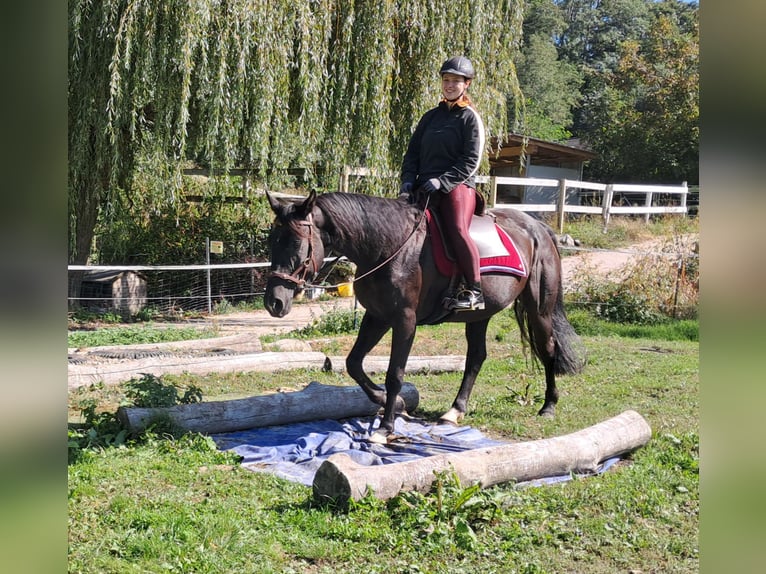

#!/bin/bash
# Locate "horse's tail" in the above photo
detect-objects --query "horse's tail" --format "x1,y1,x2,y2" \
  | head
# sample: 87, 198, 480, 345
514, 227, 586, 375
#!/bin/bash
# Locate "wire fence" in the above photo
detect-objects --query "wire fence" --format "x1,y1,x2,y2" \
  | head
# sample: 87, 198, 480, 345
68, 242, 699, 321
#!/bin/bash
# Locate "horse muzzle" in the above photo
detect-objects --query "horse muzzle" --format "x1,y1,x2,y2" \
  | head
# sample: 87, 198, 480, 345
264, 277, 297, 318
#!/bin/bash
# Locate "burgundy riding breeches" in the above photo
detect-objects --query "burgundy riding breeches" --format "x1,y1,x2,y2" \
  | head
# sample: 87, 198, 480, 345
437, 183, 480, 285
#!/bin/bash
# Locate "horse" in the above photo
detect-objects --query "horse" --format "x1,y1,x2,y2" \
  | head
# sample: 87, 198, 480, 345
264, 190, 585, 443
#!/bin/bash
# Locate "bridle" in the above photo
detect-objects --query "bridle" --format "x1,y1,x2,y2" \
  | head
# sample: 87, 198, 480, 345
268, 214, 321, 290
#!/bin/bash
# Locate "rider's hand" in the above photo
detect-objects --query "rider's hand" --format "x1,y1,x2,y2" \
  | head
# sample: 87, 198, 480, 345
422, 178, 441, 193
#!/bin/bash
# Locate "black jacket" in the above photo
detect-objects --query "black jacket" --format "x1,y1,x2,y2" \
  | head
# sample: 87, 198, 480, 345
401, 100, 485, 192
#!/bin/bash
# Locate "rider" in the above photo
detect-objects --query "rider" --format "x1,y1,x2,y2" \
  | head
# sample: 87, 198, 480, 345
399, 55, 486, 311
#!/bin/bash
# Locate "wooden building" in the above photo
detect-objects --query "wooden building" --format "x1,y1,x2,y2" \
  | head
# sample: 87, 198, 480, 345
488, 134, 597, 205
80, 270, 148, 315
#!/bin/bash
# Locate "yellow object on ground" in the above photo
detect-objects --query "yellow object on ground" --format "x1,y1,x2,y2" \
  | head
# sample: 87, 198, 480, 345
337, 282, 354, 297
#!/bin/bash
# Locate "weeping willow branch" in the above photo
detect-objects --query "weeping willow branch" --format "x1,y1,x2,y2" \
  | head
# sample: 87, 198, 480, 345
68, 0, 524, 263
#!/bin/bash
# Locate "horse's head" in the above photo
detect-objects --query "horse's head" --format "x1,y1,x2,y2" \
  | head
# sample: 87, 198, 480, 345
264, 190, 326, 317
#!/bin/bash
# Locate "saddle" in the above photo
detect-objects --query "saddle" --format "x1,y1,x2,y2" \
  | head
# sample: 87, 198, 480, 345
425, 210, 527, 279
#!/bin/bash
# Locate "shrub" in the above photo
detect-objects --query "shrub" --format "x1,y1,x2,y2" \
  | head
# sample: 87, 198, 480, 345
567, 237, 698, 324
296, 308, 362, 337
123, 373, 203, 408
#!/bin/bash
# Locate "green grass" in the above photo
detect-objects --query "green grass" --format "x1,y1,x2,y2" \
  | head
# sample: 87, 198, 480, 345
567, 309, 698, 341
68, 323, 218, 348
69, 316, 698, 573
68, 223, 699, 572
560, 213, 699, 250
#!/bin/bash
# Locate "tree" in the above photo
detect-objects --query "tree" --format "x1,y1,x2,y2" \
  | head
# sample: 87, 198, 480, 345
514, 0, 582, 140
582, 3, 699, 182
68, 0, 525, 268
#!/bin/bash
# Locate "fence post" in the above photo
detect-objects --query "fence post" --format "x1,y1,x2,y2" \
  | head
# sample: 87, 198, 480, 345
602, 184, 614, 233
680, 181, 688, 212
644, 190, 654, 223
339, 165, 350, 193
489, 175, 497, 208
205, 237, 212, 314
556, 179, 567, 234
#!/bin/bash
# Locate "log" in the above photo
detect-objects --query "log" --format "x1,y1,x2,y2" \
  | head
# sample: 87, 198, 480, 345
117, 381, 420, 435
313, 410, 651, 504
326, 355, 465, 374
68, 351, 329, 388
69, 351, 465, 389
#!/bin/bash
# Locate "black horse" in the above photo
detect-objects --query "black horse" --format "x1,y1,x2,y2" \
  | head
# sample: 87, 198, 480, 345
264, 191, 585, 442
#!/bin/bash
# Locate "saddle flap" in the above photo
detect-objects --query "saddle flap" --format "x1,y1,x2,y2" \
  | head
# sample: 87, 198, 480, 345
468, 214, 509, 258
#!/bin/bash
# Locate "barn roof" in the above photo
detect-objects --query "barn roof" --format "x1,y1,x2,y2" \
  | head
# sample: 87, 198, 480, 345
488, 133, 597, 168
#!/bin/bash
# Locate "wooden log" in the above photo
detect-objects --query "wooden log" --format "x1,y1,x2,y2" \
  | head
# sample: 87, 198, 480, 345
117, 381, 420, 435
326, 355, 465, 374
68, 351, 329, 388
313, 409, 651, 504
68, 352, 466, 389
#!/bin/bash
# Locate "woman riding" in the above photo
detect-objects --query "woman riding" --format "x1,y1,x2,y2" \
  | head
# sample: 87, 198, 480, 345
399, 55, 486, 311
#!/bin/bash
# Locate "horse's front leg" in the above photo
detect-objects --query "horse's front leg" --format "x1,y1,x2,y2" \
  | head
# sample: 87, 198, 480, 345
370, 308, 418, 443
346, 313, 390, 407
440, 319, 489, 425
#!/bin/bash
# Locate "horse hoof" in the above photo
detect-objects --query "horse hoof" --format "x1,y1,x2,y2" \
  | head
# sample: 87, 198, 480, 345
368, 429, 390, 444
537, 406, 555, 418
439, 408, 465, 426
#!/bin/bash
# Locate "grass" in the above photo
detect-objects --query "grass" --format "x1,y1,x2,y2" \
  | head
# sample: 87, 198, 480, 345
68, 219, 699, 572
559, 213, 698, 251
68, 323, 219, 348
68, 316, 698, 573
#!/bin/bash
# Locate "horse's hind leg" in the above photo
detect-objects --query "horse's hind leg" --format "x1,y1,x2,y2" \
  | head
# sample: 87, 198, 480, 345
440, 319, 489, 425
517, 298, 559, 417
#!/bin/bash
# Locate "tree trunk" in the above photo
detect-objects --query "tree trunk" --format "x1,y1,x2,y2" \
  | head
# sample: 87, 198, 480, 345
69, 351, 465, 389
117, 381, 420, 434
312, 410, 652, 504
68, 176, 101, 308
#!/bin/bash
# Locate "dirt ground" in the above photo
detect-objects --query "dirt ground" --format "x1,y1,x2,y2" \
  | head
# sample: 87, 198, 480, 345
560, 234, 698, 286
68, 234, 697, 390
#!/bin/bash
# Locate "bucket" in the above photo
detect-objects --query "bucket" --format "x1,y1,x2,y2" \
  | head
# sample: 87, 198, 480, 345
337, 282, 354, 297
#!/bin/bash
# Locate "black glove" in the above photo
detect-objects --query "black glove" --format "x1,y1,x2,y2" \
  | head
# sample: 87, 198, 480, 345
422, 178, 441, 193
399, 181, 413, 195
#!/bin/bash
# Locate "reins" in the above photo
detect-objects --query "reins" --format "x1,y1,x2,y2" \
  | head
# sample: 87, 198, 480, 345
349, 193, 430, 284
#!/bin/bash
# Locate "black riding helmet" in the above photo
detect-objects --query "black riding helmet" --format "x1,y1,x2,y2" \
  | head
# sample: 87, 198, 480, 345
439, 56, 475, 80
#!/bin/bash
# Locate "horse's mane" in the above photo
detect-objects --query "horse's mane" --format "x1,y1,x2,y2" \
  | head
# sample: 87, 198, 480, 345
315, 192, 421, 248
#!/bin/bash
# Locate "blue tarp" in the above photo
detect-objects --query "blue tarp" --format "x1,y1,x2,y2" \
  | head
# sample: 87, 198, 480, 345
212, 415, 619, 487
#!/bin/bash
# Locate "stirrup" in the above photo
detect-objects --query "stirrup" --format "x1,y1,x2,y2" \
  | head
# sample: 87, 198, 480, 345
448, 288, 485, 311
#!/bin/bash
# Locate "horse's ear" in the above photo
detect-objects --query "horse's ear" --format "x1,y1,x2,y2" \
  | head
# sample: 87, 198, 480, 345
265, 189, 292, 225
265, 189, 282, 215
296, 189, 317, 219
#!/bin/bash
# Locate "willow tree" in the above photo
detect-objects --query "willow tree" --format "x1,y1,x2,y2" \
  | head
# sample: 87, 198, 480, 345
69, 0, 524, 266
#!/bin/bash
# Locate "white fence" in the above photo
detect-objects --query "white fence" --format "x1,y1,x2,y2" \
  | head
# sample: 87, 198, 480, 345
476, 175, 689, 233
69, 172, 692, 316
338, 168, 690, 233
